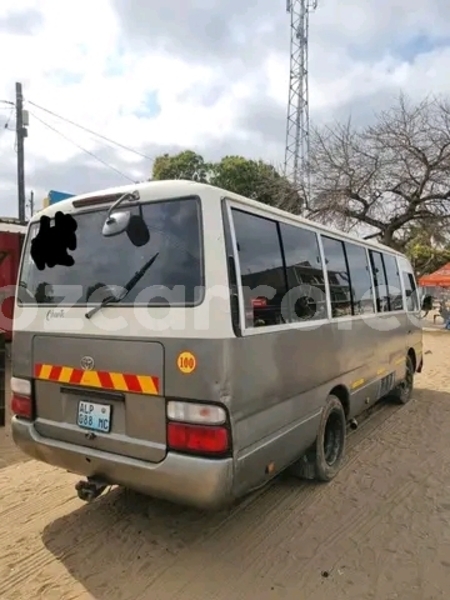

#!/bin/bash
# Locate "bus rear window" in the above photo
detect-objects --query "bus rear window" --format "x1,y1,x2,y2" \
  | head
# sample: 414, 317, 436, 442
19, 196, 204, 306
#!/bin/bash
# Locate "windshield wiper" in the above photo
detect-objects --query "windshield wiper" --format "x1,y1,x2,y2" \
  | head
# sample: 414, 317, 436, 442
85, 252, 159, 319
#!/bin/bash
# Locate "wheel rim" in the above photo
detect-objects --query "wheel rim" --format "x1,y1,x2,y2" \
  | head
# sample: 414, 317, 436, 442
323, 411, 344, 467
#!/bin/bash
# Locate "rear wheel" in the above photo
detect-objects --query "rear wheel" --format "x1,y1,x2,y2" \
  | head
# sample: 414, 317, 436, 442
389, 354, 415, 405
292, 394, 346, 482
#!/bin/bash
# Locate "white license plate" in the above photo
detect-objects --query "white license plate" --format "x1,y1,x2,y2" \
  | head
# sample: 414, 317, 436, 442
77, 401, 111, 433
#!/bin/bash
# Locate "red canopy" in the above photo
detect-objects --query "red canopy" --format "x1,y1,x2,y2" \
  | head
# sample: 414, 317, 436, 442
419, 262, 450, 287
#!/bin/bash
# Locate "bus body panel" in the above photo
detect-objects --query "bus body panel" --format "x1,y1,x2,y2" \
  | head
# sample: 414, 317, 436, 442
11, 309, 421, 507
11, 416, 234, 509
10, 180, 423, 509
32, 335, 166, 463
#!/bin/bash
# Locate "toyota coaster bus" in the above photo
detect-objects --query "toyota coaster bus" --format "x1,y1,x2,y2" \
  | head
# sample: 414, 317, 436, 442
10, 180, 429, 509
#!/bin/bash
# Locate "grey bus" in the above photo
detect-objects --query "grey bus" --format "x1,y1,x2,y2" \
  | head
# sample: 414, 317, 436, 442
10, 180, 428, 509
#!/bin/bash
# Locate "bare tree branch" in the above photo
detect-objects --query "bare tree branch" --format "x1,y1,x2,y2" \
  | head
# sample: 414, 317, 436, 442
307, 94, 450, 249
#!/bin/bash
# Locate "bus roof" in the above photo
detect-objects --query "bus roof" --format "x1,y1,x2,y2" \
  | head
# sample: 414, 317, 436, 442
30, 179, 404, 257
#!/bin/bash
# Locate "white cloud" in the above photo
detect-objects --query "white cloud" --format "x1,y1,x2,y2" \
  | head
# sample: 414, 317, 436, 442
0, 0, 450, 217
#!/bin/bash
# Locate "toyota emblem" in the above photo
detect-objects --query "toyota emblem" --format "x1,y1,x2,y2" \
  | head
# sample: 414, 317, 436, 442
80, 356, 95, 371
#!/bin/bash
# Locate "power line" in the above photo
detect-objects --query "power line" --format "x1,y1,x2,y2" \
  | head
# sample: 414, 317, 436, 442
2, 107, 14, 131
0, 100, 15, 134
29, 111, 136, 183
28, 100, 153, 161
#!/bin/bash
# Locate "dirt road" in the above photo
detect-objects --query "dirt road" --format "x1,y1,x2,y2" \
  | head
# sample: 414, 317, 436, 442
1, 331, 450, 599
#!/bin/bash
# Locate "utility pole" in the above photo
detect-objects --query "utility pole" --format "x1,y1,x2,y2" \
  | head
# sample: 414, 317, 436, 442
28, 190, 34, 219
15, 82, 27, 223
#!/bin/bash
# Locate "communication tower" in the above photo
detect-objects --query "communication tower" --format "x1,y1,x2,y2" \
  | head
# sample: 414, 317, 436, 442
284, 0, 318, 203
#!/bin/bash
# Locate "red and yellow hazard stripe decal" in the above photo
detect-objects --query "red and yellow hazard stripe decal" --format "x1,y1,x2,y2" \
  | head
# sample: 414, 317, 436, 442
34, 363, 159, 395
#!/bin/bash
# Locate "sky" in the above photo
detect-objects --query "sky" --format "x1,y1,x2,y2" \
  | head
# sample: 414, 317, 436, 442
1, 0, 450, 219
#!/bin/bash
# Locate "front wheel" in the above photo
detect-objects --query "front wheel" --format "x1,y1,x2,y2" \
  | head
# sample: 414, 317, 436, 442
389, 355, 415, 405
291, 394, 347, 482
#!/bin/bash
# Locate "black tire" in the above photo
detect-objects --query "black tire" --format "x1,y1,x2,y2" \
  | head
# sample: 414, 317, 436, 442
389, 354, 415, 405
292, 394, 346, 482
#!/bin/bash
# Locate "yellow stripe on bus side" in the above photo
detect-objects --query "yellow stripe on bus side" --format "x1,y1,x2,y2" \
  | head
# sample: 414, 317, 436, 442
137, 375, 158, 395
109, 372, 128, 392
80, 371, 102, 388
39, 364, 52, 380
59, 366, 74, 383
350, 378, 365, 390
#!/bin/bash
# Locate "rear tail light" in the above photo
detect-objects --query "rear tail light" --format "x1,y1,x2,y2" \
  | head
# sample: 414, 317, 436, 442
168, 422, 229, 455
10, 377, 32, 419
166, 401, 230, 456
11, 395, 32, 419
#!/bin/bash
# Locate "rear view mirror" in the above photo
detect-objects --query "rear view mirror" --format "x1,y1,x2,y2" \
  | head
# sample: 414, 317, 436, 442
421, 294, 433, 312
102, 210, 131, 237
101, 189, 150, 247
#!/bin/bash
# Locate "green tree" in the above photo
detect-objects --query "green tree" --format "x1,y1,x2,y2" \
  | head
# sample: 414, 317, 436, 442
210, 155, 262, 198
408, 243, 450, 278
152, 150, 209, 182
211, 155, 300, 209
404, 224, 450, 277
307, 94, 450, 249
151, 151, 300, 209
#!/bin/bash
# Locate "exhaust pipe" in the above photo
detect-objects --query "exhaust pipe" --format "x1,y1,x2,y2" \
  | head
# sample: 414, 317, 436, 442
75, 478, 107, 503
349, 418, 358, 430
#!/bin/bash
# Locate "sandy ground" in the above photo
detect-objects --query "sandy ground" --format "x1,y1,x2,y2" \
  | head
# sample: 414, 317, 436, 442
1, 331, 450, 599
0, 361, 28, 471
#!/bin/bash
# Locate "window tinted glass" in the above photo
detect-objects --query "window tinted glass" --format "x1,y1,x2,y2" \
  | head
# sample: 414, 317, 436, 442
232, 209, 287, 328
280, 223, 326, 320
322, 236, 352, 317
383, 254, 403, 311
20, 197, 203, 305
402, 271, 419, 311
370, 251, 389, 312
344, 243, 375, 314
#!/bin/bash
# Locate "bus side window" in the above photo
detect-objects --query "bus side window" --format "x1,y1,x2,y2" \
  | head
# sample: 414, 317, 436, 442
279, 223, 326, 321
402, 270, 419, 312
321, 236, 352, 318
369, 250, 390, 313
344, 242, 375, 315
382, 254, 404, 312
231, 208, 288, 328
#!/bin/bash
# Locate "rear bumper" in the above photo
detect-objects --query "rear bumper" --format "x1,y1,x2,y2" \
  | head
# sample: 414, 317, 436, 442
11, 417, 234, 510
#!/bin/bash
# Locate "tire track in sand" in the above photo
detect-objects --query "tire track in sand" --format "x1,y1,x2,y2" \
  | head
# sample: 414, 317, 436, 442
0, 352, 444, 600
0, 397, 406, 600
111, 399, 408, 599
139, 399, 421, 599
0, 463, 80, 598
